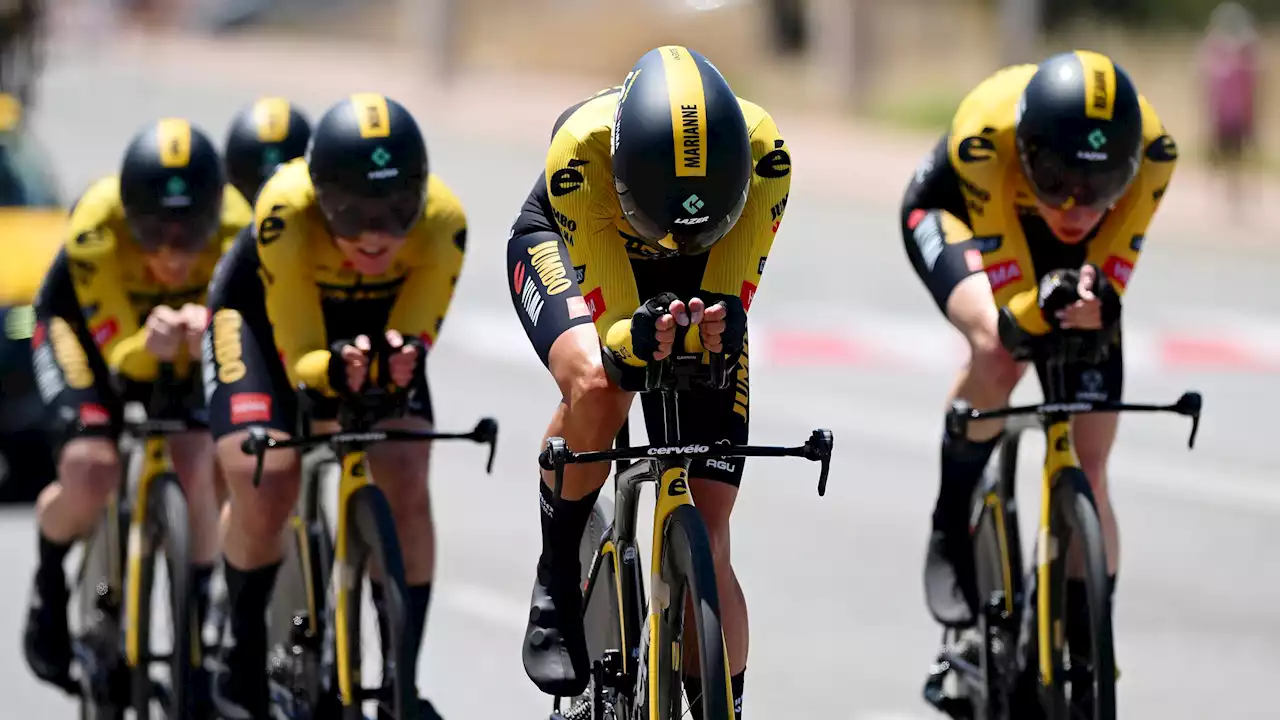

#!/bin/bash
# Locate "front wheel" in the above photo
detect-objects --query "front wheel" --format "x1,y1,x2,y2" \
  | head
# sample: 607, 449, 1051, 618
340, 484, 415, 720
1043, 469, 1116, 720
643, 504, 732, 720
129, 472, 193, 719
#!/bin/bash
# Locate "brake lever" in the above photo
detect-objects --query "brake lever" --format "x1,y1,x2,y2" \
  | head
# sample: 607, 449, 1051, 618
472, 417, 499, 474
946, 399, 974, 439
540, 437, 570, 502
241, 425, 271, 488
805, 429, 835, 496
1173, 391, 1203, 450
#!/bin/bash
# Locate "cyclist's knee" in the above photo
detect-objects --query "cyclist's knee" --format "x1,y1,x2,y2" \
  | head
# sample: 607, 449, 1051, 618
966, 333, 1021, 395
57, 437, 121, 506
565, 367, 631, 449
216, 431, 300, 540
169, 431, 215, 486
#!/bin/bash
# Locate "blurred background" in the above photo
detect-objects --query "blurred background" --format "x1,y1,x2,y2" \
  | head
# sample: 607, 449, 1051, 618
0, 0, 1277, 718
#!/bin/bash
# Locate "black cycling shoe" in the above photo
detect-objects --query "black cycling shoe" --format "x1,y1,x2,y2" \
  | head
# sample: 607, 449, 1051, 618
23, 571, 73, 689
375, 694, 445, 720
923, 529, 978, 628
522, 555, 590, 697
209, 646, 268, 720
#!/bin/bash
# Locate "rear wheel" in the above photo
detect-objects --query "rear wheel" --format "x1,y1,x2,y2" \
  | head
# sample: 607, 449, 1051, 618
130, 472, 192, 719
643, 504, 731, 720
561, 494, 630, 720
73, 502, 128, 720
971, 477, 1018, 720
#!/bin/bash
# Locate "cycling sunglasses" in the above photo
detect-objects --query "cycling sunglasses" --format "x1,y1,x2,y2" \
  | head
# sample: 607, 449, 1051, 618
316, 187, 424, 239
126, 211, 220, 253
1023, 150, 1138, 212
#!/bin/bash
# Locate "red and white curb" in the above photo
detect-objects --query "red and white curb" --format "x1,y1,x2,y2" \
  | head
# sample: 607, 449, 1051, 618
447, 311, 1280, 373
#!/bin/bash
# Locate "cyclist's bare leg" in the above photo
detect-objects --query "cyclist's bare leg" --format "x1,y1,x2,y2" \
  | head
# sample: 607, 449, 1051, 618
944, 274, 1026, 436
169, 430, 219, 565
1068, 412, 1120, 576
682, 478, 746, 713
35, 438, 121, 543
216, 429, 299, 570
927, 274, 1028, 616
543, 326, 633, 499
524, 326, 634, 696
212, 428, 299, 712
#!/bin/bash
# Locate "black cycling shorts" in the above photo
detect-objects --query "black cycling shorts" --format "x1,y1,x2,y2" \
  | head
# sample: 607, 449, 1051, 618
506, 174, 749, 486
901, 135, 1125, 404
203, 227, 434, 440
31, 249, 207, 449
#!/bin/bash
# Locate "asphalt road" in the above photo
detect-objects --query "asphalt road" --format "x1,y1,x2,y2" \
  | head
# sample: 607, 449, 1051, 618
4, 39, 1277, 719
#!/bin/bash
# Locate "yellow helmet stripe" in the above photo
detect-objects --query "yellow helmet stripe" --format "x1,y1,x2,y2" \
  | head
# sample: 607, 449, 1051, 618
253, 97, 292, 143
1076, 50, 1116, 121
658, 46, 707, 178
351, 93, 391, 139
156, 118, 192, 168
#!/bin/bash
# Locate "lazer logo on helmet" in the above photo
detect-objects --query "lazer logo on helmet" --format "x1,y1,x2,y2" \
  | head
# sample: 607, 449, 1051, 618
526, 240, 572, 294
648, 444, 709, 455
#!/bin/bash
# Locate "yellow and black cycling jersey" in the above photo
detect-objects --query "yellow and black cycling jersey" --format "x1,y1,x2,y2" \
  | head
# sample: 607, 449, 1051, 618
252, 158, 467, 395
909, 61, 1178, 331
63, 175, 251, 382
538, 86, 791, 343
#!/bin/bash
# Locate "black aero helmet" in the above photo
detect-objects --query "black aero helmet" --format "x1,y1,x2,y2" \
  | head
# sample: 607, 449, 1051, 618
307, 93, 428, 238
119, 118, 225, 252
612, 46, 751, 256
1015, 50, 1144, 212
225, 97, 312, 202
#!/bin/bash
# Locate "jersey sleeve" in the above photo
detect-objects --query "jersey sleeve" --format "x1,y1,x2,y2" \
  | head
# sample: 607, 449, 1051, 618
64, 185, 153, 380
254, 193, 330, 392
1085, 103, 1178, 297
545, 117, 633, 332
699, 107, 791, 313
385, 176, 467, 351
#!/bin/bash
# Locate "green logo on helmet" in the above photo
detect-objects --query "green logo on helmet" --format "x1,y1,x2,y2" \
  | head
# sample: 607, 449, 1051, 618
371, 146, 392, 168
1087, 129, 1107, 150
262, 147, 282, 168
682, 194, 704, 215
166, 176, 187, 196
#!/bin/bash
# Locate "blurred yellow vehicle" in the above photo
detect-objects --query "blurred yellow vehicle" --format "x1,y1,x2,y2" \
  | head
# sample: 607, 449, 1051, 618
0, 92, 65, 502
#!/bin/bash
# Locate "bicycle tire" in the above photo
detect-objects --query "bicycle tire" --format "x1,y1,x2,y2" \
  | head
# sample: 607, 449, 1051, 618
129, 471, 193, 720
339, 483, 415, 720
1048, 469, 1116, 720
644, 504, 732, 720
73, 501, 127, 720
970, 460, 1019, 720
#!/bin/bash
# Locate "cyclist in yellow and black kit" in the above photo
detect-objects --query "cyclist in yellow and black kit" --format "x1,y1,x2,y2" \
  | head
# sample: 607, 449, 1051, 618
900, 51, 1177, 706
223, 96, 313, 205
23, 118, 251, 690
509, 46, 790, 719
204, 94, 464, 720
